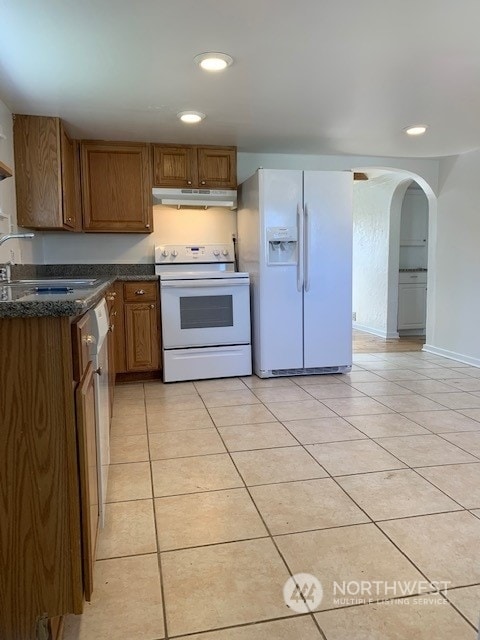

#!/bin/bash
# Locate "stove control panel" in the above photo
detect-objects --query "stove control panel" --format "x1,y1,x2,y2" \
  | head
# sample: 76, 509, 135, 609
155, 244, 234, 263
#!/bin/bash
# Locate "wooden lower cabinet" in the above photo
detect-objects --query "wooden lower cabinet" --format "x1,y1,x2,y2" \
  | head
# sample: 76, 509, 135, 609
115, 280, 161, 375
106, 287, 118, 410
75, 360, 99, 602
0, 316, 85, 639
0, 302, 113, 639
125, 302, 159, 371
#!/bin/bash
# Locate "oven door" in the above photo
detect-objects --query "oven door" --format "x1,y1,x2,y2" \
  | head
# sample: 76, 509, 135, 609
160, 279, 251, 348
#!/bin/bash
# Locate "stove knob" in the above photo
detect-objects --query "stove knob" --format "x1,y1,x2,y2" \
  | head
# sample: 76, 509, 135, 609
213, 249, 220, 257
222, 249, 229, 256
161, 249, 169, 258
171, 250, 178, 258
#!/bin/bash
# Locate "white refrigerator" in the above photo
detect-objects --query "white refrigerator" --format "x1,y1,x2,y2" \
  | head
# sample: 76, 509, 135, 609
237, 169, 352, 377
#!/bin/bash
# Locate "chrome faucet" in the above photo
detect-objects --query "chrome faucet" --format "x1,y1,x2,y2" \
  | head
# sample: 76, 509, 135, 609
0, 232, 35, 247
0, 233, 35, 282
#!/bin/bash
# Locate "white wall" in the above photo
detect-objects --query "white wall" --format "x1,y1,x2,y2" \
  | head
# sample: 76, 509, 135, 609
352, 175, 406, 338
424, 149, 480, 365
0, 99, 43, 264
40, 150, 439, 265
238, 152, 439, 194
42, 206, 237, 264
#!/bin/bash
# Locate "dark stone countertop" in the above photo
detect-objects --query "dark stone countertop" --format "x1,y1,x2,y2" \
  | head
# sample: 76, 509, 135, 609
0, 267, 159, 318
0, 278, 115, 318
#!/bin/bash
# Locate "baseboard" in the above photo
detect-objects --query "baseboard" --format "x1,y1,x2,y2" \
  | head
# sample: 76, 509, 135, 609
116, 370, 163, 383
353, 323, 399, 340
423, 344, 480, 368
398, 329, 426, 337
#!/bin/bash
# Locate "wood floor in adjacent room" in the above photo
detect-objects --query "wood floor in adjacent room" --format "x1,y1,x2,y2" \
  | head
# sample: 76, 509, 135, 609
353, 329, 425, 353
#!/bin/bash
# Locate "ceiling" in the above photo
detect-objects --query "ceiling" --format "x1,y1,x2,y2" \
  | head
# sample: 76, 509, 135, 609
1, 0, 479, 158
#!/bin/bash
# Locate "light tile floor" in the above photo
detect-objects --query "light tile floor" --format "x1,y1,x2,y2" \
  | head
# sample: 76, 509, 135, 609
64, 350, 480, 639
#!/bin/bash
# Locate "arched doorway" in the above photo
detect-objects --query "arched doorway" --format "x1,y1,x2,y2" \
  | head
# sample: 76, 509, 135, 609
350, 167, 436, 351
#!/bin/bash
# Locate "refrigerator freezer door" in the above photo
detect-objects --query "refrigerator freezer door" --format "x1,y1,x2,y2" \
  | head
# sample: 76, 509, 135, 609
303, 171, 353, 368
258, 169, 304, 372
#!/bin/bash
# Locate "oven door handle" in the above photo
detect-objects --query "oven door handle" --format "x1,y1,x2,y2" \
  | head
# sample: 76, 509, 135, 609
161, 280, 249, 289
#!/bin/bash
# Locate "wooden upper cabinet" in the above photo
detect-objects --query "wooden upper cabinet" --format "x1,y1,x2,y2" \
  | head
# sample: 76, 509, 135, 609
153, 145, 197, 188
197, 146, 236, 189
81, 141, 152, 233
13, 115, 79, 230
60, 126, 78, 229
152, 144, 237, 189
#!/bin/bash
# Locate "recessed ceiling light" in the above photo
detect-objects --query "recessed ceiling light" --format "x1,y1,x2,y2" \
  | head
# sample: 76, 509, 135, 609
404, 125, 428, 136
177, 111, 206, 124
194, 52, 233, 72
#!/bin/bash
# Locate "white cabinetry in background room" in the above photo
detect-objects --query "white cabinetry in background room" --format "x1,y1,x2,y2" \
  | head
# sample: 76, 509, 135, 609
398, 272, 427, 331
400, 189, 428, 246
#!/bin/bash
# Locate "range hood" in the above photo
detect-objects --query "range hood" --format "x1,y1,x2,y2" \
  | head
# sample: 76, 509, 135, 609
152, 187, 237, 210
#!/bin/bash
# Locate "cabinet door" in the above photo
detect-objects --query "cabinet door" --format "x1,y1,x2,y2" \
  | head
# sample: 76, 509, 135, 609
108, 303, 117, 411
113, 282, 127, 373
75, 361, 98, 602
60, 125, 77, 229
398, 284, 427, 329
81, 142, 152, 232
400, 190, 428, 244
152, 144, 198, 187
197, 146, 237, 188
125, 302, 159, 371
13, 115, 64, 229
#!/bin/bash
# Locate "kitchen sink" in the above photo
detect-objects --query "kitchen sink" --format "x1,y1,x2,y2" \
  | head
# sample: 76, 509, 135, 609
7, 278, 102, 288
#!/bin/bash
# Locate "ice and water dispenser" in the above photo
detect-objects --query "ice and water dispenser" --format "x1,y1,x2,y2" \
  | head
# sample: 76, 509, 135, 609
267, 227, 297, 265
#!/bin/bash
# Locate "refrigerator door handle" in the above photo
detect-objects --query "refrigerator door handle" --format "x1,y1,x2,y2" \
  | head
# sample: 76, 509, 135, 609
297, 203, 304, 292
304, 202, 310, 292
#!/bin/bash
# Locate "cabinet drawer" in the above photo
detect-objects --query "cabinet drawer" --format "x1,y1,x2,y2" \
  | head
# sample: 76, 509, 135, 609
399, 271, 427, 284
123, 281, 158, 302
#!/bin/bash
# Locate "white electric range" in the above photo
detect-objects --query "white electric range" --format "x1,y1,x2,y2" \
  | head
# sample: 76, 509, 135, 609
155, 243, 252, 382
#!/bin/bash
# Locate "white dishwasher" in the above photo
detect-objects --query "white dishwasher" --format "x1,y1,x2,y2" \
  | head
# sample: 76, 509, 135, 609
87, 299, 111, 528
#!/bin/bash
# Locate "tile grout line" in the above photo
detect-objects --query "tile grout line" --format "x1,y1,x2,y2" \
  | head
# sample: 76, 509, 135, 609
196, 389, 329, 639
223, 375, 480, 622
201, 379, 479, 634
142, 382, 171, 640
109, 357, 480, 637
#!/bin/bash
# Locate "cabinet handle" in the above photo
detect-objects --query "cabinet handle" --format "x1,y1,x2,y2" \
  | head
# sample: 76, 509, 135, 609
95, 366, 103, 376
187, 180, 192, 185
150, 304, 155, 309
67, 217, 72, 222
145, 223, 151, 229
84, 335, 95, 345
135, 289, 145, 295
200, 180, 206, 185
